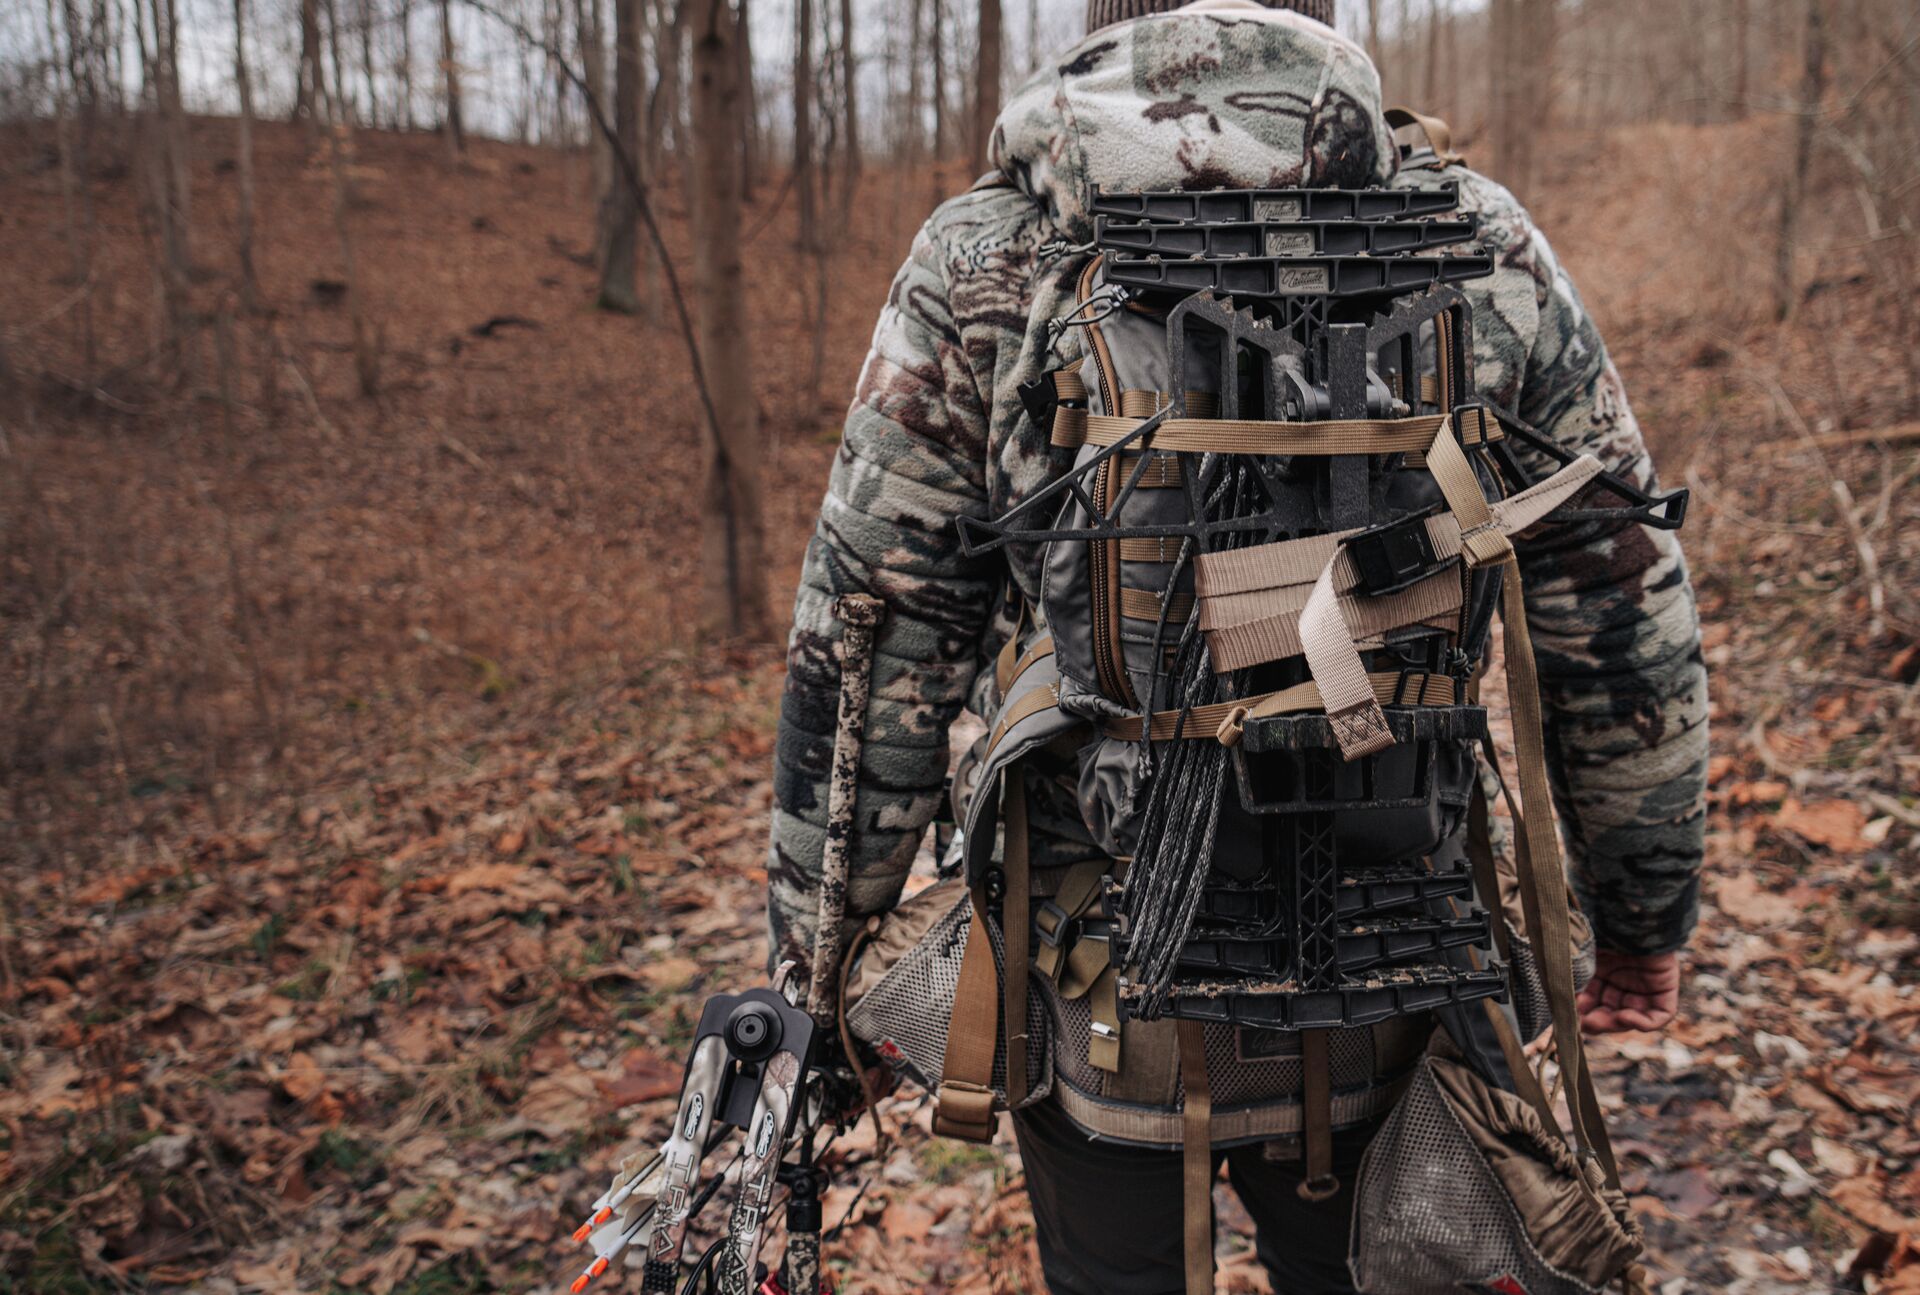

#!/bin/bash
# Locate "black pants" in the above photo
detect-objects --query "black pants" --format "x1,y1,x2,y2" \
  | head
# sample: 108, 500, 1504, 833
1012, 1097, 1373, 1295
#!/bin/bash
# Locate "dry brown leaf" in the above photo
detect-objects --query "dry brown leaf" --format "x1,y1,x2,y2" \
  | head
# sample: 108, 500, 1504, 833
517, 1069, 598, 1127
1712, 872, 1805, 928
443, 862, 533, 897
1771, 798, 1872, 854
881, 1200, 936, 1243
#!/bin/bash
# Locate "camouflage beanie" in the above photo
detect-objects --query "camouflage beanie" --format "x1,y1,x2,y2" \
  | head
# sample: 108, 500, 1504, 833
1087, 0, 1337, 32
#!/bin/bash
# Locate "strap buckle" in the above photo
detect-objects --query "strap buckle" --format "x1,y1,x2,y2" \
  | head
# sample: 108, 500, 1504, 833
1018, 374, 1060, 428
1033, 899, 1077, 951
1347, 507, 1447, 595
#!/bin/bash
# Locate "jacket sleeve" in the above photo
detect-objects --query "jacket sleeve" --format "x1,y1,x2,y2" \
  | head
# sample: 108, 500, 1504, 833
765, 221, 999, 978
1504, 221, 1711, 957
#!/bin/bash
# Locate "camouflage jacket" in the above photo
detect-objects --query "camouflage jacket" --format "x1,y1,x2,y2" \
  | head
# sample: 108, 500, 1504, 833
769, 5, 1709, 1003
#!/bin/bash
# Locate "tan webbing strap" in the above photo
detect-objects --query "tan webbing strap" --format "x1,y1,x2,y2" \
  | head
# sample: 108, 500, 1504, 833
1051, 361, 1087, 404
1496, 558, 1621, 1186
1465, 778, 1514, 966
1425, 415, 1514, 570
1481, 995, 1561, 1130
1118, 587, 1194, 623
1117, 454, 1185, 489
1298, 1028, 1340, 1201
1032, 860, 1108, 981
1052, 409, 1486, 455
1204, 565, 1464, 674
1385, 105, 1465, 165
986, 679, 1061, 754
1116, 535, 1190, 563
1001, 771, 1031, 1110
1117, 389, 1221, 419
1177, 1019, 1214, 1295
1300, 556, 1397, 759
1087, 964, 1122, 1072
996, 633, 1054, 699
1191, 453, 1602, 609
995, 631, 1020, 696
1104, 671, 1457, 743
932, 884, 1000, 1143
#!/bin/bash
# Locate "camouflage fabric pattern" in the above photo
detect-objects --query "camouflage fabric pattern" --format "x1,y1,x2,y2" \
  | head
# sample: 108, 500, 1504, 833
769, 5, 1708, 991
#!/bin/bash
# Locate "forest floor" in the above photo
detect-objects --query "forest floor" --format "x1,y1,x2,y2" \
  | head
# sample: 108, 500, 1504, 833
2, 114, 1918, 1295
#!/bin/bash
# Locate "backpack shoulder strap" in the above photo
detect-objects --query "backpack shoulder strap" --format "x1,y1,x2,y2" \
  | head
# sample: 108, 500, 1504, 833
1386, 105, 1465, 167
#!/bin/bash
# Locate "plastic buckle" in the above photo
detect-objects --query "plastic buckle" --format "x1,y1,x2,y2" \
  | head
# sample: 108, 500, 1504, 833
1019, 374, 1060, 428
1033, 899, 1075, 950
1348, 509, 1446, 595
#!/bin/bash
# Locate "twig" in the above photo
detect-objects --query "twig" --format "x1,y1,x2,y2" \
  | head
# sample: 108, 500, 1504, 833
1684, 465, 1836, 539
1732, 349, 1889, 639
456, 0, 722, 449
273, 332, 340, 443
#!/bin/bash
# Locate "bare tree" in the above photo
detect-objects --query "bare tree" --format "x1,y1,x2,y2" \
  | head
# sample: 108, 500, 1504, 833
356, 0, 380, 124
296, 0, 325, 122
737, 0, 757, 199
397, 0, 415, 126
931, 0, 947, 160
794, 0, 817, 248
597, 0, 644, 310
1489, 0, 1551, 194
974, 0, 1000, 166
1774, 0, 1826, 321
317, 13, 382, 394
233, 0, 260, 310
580, 0, 612, 202
839, 0, 859, 190
689, 0, 771, 640
440, 0, 466, 160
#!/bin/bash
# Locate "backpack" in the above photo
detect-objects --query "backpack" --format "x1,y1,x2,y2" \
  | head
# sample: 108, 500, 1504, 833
848, 137, 1679, 1295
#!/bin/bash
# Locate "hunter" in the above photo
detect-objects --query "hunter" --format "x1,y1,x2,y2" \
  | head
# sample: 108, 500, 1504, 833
768, 1, 1709, 1291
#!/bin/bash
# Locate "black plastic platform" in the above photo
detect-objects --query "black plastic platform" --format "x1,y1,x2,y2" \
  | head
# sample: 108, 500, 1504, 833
1090, 183, 1461, 225
1095, 216, 1477, 259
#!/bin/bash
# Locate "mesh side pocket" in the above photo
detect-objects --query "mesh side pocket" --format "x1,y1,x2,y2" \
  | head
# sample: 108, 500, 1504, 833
1506, 928, 1598, 1045
845, 889, 1053, 1110
1349, 1059, 1611, 1295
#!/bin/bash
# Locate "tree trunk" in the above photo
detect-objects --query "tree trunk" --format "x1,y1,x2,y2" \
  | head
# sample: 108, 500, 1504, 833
597, 0, 643, 311
440, 0, 465, 160
398, 0, 414, 128
974, 0, 1001, 167
839, 0, 858, 191
931, 0, 947, 160
296, 0, 324, 122
1423, 0, 1439, 111
580, 0, 611, 204
1366, 0, 1381, 66
794, 0, 816, 249
1774, 0, 1826, 321
233, 0, 259, 311
689, 0, 771, 641
325, 0, 353, 125
319, 5, 380, 394
1490, 0, 1549, 195
1732, 0, 1749, 117
357, 0, 379, 124
737, 0, 757, 199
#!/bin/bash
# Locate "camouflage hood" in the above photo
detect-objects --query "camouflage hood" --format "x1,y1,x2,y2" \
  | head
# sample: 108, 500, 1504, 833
989, 2, 1396, 240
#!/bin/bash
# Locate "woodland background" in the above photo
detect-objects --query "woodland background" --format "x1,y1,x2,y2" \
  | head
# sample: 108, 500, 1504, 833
2, 0, 1918, 1291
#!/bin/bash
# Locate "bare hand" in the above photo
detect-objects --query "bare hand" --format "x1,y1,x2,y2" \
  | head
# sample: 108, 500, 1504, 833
1578, 950, 1680, 1034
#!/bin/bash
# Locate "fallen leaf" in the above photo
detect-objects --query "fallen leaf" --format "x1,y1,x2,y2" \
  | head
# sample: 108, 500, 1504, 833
1771, 798, 1872, 854
882, 1201, 936, 1242
518, 1070, 597, 1127
1713, 873, 1805, 928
